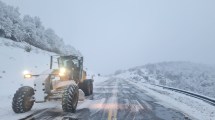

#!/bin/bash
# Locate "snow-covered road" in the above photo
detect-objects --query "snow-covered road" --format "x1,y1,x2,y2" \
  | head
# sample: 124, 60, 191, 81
17, 77, 198, 120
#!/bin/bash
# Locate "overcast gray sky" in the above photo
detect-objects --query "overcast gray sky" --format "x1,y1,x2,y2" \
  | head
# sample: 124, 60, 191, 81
2, 0, 215, 74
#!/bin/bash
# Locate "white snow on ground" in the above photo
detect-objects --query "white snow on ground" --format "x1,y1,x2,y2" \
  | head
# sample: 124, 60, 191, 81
0, 38, 56, 96
125, 78, 215, 120
93, 76, 109, 85
77, 77, 118, 119
76, 76, 109, 108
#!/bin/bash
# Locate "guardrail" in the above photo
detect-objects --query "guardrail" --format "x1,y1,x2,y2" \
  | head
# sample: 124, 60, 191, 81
154, 84, 215, 106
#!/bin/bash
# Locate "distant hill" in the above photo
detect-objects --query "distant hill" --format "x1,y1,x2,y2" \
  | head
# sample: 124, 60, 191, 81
115, 61, 215, 98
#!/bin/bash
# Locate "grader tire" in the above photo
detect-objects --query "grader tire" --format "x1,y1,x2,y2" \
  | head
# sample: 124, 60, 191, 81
62, 84, 79, 113
12, 86, 34, 113
83, 79, 94, 96
90, 82, 93, 95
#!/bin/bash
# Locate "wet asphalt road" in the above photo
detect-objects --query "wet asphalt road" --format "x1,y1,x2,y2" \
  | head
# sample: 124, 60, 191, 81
21, 78, 191, 120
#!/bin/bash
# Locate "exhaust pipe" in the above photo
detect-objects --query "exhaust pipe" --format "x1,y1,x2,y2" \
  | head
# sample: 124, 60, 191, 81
50, 56, 53, 69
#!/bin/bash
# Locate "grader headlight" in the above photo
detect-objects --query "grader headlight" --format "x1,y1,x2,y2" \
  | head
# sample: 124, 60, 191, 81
59, 67, 66, 76
23, 70, 32, 78
24, 74, 32, 78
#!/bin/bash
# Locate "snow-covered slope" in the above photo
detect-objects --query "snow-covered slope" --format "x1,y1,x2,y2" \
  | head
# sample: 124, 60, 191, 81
115, 61, 215, 98
0, 37, 59, 119
0, 38, 56, 97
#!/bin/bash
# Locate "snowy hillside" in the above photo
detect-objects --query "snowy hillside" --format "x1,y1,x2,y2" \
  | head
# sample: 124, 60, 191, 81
115, 61, 215, 98
0, 37, 56, 97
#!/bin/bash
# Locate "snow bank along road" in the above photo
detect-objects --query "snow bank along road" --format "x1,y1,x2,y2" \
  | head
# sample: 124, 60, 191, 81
18, 77, 198, 120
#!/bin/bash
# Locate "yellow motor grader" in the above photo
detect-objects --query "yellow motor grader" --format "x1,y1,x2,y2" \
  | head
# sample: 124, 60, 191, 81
12, 55, 93, 113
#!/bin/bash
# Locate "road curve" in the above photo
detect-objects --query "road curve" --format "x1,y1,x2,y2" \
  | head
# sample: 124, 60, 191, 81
21, 78, 192, 120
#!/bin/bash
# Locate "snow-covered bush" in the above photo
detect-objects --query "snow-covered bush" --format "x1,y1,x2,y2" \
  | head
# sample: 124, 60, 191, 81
24, 44, 32, 52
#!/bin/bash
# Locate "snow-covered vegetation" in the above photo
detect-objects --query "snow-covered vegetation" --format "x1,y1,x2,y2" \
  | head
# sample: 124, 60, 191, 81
115, 61, 215, 98
0, 0, 79, 55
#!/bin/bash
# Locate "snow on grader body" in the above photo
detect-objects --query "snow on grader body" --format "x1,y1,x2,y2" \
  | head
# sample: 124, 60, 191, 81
12, 55, 93, 113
